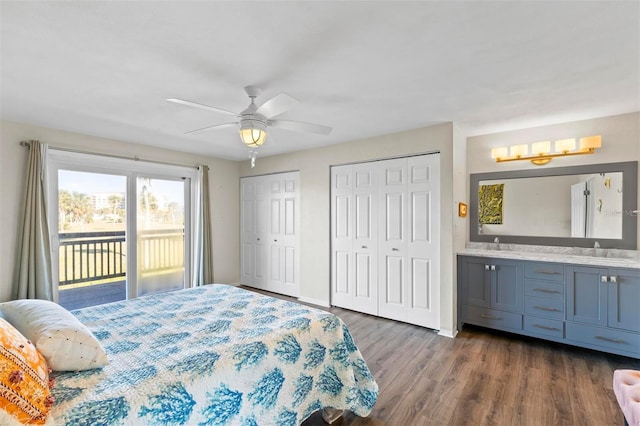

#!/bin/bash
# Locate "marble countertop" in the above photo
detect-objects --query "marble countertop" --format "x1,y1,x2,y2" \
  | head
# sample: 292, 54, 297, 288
459, 243, 640, 269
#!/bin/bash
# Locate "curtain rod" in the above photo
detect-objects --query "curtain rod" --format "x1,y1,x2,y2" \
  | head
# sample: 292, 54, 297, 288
19, 140, 209, 170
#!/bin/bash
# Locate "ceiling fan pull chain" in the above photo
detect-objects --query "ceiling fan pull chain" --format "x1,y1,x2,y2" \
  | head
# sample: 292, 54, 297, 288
249, 149, 258, 168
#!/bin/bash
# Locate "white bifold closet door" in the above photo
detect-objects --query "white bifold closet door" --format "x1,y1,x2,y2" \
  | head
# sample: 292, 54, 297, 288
331, 163, 378, 315
331, 154, 440, 329
241, 172, 300, 297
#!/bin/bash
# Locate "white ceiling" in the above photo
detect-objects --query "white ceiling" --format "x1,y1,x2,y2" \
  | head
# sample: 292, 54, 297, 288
1, 1, 638, 161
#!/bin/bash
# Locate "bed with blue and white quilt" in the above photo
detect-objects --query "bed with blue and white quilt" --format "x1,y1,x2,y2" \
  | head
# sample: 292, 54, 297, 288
49, 284, 378, 425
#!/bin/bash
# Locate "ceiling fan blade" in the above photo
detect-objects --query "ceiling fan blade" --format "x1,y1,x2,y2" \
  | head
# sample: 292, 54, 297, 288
166, 98, 238, 117
268, 119, 332, 135
256, 93, 300, 118
185, 122, 238, 134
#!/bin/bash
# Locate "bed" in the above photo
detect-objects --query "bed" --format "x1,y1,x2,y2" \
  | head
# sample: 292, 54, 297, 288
40, 284, 378, 425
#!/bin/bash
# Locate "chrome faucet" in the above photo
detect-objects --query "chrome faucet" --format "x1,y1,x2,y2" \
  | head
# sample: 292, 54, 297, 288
494, 237, 500, 251
593, 241, 606, 257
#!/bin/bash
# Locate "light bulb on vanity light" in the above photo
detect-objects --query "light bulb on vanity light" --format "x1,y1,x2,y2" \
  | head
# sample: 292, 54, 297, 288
579, 135, 602, 150
491, 147, 508, 160
509, 144, 528, 158
555, 138, 576, 153
531, 141, 551, 156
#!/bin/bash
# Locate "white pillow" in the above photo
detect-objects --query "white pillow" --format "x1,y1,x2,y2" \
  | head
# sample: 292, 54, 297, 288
0, 299, 108, 371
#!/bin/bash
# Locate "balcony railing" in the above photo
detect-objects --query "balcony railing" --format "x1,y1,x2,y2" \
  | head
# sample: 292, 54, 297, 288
59, 231, 126, 286
58, 229, 184, 287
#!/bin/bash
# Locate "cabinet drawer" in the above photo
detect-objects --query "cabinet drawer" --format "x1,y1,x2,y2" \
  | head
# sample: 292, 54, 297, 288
524, 279, 564, 299
463, 305, 522, 332
566, 322, 640, 357
524, 316, 564, 339
525, 262, 564, 282
524, 296, 564, 320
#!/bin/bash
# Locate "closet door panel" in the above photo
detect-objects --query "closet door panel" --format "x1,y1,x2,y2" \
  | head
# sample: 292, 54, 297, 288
407, 155, 440, 328
285, 246, 296, 285
270, 246, 281, 281
267, 172, 299, 297
384, 193, 404, 241
331, 165, 354, 308
385, 256, 404, 304
271, 198, 281, 234
335, 250, 350, 296
241, 242, 254, 284
335, 195, 350, 239
355, 253, 372, 297
411, 258, 430, 309
378, 158, 408, 322
352, 163, 377, 314
241, 178, 267, 288
285, 198, 296, 236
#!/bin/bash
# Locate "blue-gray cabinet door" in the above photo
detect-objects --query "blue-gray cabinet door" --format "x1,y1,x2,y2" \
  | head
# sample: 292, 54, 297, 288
459, 256, 491, 308
491, 259, 523, 313
567, 266, 607, 326
607, 268, 640, 332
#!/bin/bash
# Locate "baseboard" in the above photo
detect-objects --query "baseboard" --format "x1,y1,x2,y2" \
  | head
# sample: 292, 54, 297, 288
225, 282, 241, 287
297, 296, 330, 308
438, 328, 457, 338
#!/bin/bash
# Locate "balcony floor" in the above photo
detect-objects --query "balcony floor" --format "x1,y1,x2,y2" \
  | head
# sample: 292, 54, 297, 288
59, 280, 126, 311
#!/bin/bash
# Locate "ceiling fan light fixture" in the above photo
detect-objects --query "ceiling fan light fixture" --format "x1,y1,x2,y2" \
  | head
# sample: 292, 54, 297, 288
239, 119, 267, 147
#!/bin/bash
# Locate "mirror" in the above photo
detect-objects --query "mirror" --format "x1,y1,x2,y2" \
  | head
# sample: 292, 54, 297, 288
470, 161, 638, 249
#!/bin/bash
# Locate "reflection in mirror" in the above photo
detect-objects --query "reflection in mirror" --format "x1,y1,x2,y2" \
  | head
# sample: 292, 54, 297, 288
469, 161, 638, 249
478, 172, 623, 239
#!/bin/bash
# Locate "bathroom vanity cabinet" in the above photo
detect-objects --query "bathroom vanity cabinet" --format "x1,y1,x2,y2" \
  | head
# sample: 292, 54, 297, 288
458, 255, 640, 358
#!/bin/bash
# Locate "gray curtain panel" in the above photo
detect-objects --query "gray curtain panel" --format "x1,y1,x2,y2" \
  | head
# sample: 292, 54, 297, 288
13, 140, 53, 300
192, 164, 213, 286
201, 165, 213, 284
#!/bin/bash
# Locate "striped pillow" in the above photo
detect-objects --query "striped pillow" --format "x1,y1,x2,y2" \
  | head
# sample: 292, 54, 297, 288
0, 318, 52, 424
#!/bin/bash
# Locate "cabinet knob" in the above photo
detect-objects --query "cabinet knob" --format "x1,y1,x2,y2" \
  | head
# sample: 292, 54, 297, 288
490, 265, 496, 271
392, 248, 399, 252
361, 245, 368, 249
601, 275, 608, 283
257, 238, 261, 241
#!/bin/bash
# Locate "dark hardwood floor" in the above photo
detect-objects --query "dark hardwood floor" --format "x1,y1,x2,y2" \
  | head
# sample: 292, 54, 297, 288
242, 287, 640, 426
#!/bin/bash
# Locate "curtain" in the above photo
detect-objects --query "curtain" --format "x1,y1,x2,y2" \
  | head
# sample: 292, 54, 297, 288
13, 140, 53, 300
192, 165, 213, 286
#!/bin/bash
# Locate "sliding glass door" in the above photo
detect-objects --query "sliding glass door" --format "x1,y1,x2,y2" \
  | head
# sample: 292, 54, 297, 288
57, 170, 128, 310
48, 151, 194, 309
136, 176, 187, 297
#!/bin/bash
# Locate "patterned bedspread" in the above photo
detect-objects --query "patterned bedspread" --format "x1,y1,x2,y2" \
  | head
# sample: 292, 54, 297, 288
49, 284, 378, 425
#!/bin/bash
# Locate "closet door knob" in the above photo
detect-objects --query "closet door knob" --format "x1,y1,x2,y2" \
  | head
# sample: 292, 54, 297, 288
490, 265, 496, 271
610, 275, 617, 283
361, 245, 368, 249
601, 275, 608, 283
392, 248, 399, 252
485, 265, 490, 271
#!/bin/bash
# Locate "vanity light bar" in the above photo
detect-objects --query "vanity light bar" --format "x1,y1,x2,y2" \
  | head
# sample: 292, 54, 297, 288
491, 135, 602, 166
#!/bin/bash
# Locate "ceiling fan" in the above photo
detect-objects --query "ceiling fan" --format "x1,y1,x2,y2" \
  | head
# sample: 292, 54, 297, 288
167, 86, 332, 167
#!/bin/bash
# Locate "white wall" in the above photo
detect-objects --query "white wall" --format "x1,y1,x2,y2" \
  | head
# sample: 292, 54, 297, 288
239, 122, 463, 336
0, 120, 240, 302
467, 112, 640, 248
451, 123, 468, 335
